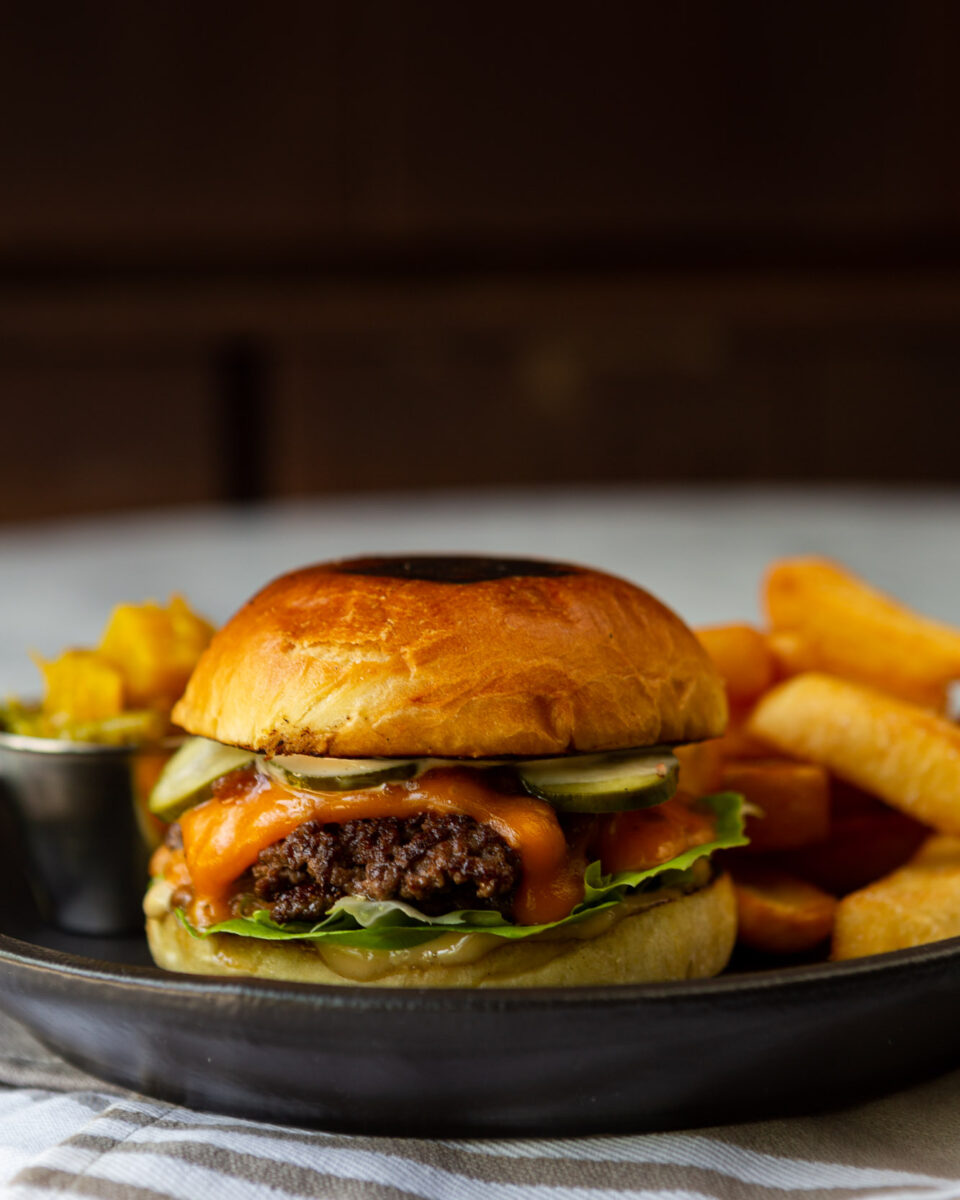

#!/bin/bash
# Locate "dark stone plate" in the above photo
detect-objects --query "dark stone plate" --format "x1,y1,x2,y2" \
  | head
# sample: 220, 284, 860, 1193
1, 885, 959, 1136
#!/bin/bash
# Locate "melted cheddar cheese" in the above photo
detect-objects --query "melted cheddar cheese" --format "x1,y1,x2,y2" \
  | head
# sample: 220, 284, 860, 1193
596, 795, 717, 875
152, 767, 718, 929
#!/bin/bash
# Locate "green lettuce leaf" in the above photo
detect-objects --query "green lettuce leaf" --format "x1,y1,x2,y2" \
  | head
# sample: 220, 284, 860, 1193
178, 792, 746, 951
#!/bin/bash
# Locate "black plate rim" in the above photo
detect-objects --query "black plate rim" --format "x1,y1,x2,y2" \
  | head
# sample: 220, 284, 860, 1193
2, 924, 959, 1012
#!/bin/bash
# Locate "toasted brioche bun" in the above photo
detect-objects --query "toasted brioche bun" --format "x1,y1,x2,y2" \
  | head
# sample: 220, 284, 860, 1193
172, 556, 726, 758
145, 871, 736, 988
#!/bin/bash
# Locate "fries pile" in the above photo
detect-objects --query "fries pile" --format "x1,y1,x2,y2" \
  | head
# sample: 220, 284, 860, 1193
2, 596, 214, 745
682, 558, 960, 962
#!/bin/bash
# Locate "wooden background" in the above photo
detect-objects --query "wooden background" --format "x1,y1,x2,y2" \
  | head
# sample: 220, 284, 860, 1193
2, 2, 959, 522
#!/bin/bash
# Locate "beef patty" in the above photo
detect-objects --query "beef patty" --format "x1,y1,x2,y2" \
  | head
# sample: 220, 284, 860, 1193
244, 812, 522, 923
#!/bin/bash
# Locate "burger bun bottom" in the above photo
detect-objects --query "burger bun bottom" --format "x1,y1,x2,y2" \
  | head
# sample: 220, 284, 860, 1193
145, 872, 736, 988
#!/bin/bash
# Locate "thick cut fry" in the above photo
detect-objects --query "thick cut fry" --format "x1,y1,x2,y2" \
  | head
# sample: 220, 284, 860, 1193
99, 594, 214, 709
674, 703, 776, 799
764, 557, 960, 708
748, 673, 960, 835
695, 624, 776, 704
674, 740, 724, 797
766, 629, 817, 681
134, 750, 173, 850
37, 649, 124, 724
832, 835, 960, 960
774, 803, 929, 896
714, 713, 777, 760
721, 758, 830, 852
733, 866, 837, 954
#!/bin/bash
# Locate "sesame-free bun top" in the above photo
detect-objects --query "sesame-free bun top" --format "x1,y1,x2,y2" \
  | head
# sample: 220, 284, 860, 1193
172, 556, 727, 758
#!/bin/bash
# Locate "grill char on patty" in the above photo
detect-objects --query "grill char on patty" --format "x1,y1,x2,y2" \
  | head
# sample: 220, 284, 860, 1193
245, 812, 522, 923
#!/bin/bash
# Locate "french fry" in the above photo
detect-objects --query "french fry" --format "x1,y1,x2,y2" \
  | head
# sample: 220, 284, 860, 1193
720, 758, 830, 851
748, 673, 960, 835
764, 558, 960, 708
99, 594, 214, 709
675, 704, 777, 799
832, 835, 960, 960
674, 739, 725, 797
714, 714, 777, 760
36, 649, 124, 724
766, 629, 816, 681
696, 624, 776, 704
773, 802, 928, 896
733, 866, 838, 954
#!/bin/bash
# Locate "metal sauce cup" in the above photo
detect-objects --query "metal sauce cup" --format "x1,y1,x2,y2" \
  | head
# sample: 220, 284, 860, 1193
0, 729, 176, 935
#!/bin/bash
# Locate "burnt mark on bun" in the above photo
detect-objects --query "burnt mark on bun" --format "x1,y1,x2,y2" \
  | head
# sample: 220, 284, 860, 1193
332, 555, 579, 584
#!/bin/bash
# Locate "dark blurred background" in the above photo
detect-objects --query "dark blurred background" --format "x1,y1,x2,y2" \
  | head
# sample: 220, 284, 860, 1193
2, 1, 959, 523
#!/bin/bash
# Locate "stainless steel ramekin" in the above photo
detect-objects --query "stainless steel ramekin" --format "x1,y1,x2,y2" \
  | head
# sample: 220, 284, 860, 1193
0, 729, 175, 935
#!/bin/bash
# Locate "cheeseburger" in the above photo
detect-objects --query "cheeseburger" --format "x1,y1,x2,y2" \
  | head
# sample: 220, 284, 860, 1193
145, 555, 745, 987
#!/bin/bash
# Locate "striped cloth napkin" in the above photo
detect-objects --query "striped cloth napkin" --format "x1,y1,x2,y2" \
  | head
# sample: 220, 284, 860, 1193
1, 1011, 959, 1200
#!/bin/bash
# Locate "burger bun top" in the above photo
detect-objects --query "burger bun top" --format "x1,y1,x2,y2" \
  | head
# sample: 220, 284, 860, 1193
172, 555, 727, 758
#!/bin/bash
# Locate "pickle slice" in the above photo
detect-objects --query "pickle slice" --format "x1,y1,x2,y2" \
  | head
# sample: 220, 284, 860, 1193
266, 754, 418, 793
149, 736, 255, 821
61, 709, 169, 745
517, 749, 679, 812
